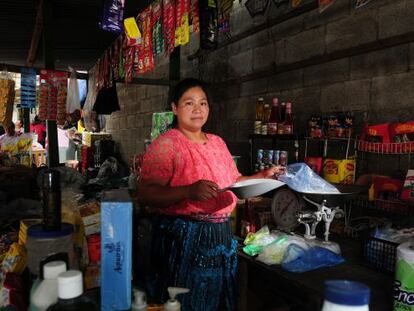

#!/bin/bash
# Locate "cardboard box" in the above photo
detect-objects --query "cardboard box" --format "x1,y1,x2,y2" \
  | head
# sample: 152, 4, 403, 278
101, 190, 132, 311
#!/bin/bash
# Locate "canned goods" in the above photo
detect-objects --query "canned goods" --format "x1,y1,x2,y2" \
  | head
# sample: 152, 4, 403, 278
254, 121, 262, 134
257, 149, 264, 163
261, 124, 268, 135
267, 150, 274, 165
273, 150, 280, 165
279, 151, 288, 166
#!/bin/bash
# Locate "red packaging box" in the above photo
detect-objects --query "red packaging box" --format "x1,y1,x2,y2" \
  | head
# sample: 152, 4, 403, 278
361, 123, 392, 143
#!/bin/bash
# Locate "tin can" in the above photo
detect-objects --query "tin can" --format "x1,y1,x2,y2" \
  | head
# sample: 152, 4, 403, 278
279, 151, 288, 166
261, 124, 268, 135
267, 150, 274, 165
273, 150, 280, 165
254, 121, 262, 134
257, 149, 264, 163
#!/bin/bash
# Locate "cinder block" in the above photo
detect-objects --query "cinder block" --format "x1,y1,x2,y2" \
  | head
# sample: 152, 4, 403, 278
350, 45, 409, 80
281, 86, 321, 114
326, 10, 377, 53
304, 0, 349, 30
229, 49, 253, 77
371, 71, 414, 111
268, 69, 303, 92
270, 15, 304, 41
304, 58, 350, 87
379, 0, 414, 39
230, 4, 253, 36
253, 43, 276, 71
240, 78, 268, 97
320, 79, 371, 112
127, 115, 136, 129
227, 96, 255, 120
278, 26, 325, 65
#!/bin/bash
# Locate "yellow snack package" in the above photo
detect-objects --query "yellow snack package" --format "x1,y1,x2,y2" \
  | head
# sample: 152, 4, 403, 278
2, 243, 27, 274
124, 17, 141, 39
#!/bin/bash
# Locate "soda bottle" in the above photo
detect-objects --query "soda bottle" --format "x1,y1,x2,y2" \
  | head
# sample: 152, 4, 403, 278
268, 98, 279, 135
284, 102, 294, 135
262, 101, 271, 135
42, 169, 62, 231
254, 98, 264, 134
277, 102, 286, 135
322, 280, 370, 311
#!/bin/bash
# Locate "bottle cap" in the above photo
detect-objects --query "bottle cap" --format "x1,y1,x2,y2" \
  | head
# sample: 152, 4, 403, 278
43, 260, 67, 280
258, 97, 264, 101
57, 270, 83, 299
324, 280, 370, 306
167, 287, 189, 300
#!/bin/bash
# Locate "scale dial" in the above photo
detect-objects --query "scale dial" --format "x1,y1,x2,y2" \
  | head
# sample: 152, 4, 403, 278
271, 188, 303, 231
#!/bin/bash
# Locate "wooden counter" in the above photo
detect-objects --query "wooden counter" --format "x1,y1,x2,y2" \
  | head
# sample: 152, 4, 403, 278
237, 237, 393, 311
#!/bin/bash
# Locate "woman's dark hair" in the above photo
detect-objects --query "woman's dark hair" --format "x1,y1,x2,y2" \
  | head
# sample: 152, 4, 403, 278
169, 78, 211, 128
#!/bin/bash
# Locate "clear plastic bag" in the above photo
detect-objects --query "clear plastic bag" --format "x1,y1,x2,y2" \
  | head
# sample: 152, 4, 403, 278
66, 68, 80, 114
278, 163, 340, 194
242, 226, 278, 256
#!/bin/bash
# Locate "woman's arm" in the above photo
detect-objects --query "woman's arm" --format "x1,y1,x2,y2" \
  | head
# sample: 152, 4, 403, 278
236, 165, 286, 183
137, 179, 219, 208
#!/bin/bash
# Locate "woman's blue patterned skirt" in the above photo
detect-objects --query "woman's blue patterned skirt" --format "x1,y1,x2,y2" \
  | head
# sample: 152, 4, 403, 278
147, 216, 238, 311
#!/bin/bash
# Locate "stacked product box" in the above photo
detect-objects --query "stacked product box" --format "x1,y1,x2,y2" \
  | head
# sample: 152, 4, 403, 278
101, 189, 132, 311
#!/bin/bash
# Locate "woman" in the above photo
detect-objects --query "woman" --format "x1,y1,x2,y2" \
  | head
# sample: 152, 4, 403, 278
138, 78, 285, 311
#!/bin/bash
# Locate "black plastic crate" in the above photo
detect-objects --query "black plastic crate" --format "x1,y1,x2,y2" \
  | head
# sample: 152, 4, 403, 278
362, 236, 398, 273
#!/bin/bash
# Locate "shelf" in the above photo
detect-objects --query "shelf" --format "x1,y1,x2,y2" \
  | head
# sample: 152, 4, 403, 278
305, 137, 355, 142
357, 140, 414, 154
249, 134, 300, 140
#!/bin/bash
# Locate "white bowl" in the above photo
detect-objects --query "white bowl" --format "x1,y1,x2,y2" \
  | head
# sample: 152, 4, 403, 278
229, 178, 286, 199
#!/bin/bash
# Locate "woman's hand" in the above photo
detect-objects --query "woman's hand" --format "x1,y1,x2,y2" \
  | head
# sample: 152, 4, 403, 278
187, 180, 218, 201
259, 165, 286, 179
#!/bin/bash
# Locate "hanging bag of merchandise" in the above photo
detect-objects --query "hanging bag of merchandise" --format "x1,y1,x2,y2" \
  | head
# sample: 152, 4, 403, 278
0, 70, 15, 127
20, 68, 37, 109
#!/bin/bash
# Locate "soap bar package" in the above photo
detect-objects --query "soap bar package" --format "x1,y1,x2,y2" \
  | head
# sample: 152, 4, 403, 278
101, 189, 132, 310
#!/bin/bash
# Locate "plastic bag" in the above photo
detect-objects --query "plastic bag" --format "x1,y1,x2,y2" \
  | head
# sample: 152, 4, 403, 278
281, 246, 345, 273
66, 68, 80, 114
99, 0, 125, 33
243, 226, 278, 256
257, 234, 309, 265
278, 163, 340, 194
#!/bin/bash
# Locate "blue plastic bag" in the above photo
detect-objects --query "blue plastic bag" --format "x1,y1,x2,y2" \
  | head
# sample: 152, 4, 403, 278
278, 163, 340, 194
281, 246, 345, 273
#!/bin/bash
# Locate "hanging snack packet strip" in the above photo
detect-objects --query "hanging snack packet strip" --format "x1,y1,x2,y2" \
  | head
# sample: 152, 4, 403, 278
163, 0, 176, 54
137, 7, 155, 74
190, 0, 200, 33
124, 44, 135, 82
99, 0, 125, 33
199, 0, 218, 49
20, 68, 36, 109
55, 71, 68, 126
175, 0, 190, 46
152, 0, 164, 55
0, 78, 15, 126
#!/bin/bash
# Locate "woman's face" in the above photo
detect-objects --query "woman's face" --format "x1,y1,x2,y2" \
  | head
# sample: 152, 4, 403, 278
172, 86, 209, 132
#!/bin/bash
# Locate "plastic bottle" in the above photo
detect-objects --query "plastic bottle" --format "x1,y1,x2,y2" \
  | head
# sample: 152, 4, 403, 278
42, 169, 62, 231
46, 270, 98, 311
131, 289, 147, 311
268, 98, 279, 135
164, 287, 190, 311
322, 280, 370, 311
30, 260, 67, 311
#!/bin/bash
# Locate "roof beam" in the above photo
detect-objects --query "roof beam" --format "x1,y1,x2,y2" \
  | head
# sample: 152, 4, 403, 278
26, 0, 43, 67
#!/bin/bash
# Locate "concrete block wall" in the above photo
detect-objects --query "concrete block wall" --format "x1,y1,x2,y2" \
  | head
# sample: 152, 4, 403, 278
184, 0, 414, 173
105, 54, 170, 162
106, 0, 414, 175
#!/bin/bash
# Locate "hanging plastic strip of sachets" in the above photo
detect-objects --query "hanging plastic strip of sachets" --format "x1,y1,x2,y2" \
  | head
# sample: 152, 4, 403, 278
163, 0, 176, 54
175, 0, 190, 47
20, 67, 37, 109
99, 0, 125, 33
152, 0, 164, 55
137, 7, 155, 74
0, 71, 15, 127
38, 70, 68, 125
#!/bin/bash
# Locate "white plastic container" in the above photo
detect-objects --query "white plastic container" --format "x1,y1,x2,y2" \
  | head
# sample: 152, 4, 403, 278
131, 289, 147, 311
322, 280, 370, 311
30, 260, 67, 311
164, 287, 189, 311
